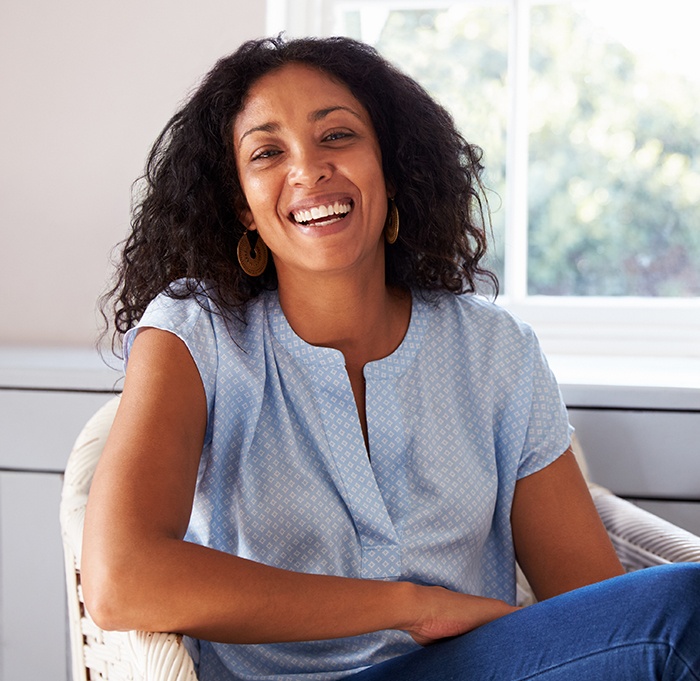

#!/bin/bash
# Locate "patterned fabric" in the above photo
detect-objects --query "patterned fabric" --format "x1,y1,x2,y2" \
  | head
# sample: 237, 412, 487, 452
124, 283, 573, 681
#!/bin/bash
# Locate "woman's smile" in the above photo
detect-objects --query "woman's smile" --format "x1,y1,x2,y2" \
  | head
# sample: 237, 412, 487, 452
290, 199, 353, 228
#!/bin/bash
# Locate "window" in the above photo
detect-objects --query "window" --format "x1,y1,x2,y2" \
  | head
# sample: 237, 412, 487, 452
270, 0, 700, 357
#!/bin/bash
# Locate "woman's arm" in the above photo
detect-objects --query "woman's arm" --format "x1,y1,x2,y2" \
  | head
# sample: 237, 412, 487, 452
82, 328, 515, 645
511, 448, 624, 601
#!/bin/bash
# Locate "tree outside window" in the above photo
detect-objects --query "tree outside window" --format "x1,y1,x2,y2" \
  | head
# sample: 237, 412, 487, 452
336, 1, 700, 298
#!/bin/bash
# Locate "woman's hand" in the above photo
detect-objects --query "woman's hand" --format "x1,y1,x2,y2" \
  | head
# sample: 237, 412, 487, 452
405, 584, 519, 646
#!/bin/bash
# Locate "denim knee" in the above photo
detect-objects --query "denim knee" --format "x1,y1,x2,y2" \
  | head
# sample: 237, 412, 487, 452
642, 563, 700, 614
634, 563, 700, 673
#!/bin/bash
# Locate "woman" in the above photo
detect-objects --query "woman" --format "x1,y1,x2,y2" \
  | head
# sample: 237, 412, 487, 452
83, 35, 700, 680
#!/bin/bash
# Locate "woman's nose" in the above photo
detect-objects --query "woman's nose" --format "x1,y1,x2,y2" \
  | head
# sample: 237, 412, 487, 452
287, 148, 332, 187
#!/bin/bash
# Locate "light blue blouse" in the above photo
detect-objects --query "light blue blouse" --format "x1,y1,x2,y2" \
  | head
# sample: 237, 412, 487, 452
124, 283, 572, 681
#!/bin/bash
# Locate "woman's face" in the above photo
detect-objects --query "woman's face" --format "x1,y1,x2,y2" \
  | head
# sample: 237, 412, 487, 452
233, 63, 389, 282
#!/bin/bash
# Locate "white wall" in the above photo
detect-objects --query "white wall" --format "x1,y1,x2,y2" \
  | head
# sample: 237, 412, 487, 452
0, 0, 266, 348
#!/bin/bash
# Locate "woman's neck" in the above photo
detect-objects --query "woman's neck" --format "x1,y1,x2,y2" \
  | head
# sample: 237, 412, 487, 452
276, 269, 411, 372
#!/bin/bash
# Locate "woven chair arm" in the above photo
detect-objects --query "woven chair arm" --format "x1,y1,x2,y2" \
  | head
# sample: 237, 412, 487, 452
128, 631, 198, 681
79, 609, 198, 681
589, 484, 700, 571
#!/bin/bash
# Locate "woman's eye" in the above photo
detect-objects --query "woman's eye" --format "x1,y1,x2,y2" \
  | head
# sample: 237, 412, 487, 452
324, 131, 353, 142
251, 148, 280, 162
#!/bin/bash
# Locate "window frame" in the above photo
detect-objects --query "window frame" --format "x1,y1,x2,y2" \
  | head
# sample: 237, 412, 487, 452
268, 0, 700, 359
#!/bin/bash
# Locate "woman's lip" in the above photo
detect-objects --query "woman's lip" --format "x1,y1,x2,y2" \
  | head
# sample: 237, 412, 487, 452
294, 212, 351, 237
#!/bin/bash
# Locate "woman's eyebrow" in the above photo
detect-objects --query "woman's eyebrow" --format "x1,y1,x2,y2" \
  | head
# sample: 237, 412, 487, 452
310, 105, 363, 122
238, 106, 362, 148
238, 122, 280, 147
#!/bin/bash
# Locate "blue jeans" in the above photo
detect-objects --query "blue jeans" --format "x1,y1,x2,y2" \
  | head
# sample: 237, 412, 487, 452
349, 564, 700, 680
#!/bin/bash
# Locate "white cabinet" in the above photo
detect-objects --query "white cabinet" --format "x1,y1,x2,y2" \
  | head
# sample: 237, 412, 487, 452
0, 389, 116, 471
0, 350, 121, 680
0, 472, 66, 680
555, 356, 700, 537
566, 408, 700, 500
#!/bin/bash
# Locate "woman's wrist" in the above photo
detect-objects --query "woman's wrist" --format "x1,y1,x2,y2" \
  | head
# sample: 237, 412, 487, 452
387, 580, 424, 634
389, 581, 519, 646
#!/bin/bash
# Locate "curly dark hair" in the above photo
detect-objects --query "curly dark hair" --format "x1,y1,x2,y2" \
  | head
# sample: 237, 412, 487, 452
102, 34, 497, 349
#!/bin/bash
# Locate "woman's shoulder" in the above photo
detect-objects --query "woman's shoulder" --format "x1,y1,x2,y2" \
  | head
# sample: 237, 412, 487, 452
421, 290, 534, 340
412, 291, 544, 377
130, 279, 268, 354
144, 279, 264, 324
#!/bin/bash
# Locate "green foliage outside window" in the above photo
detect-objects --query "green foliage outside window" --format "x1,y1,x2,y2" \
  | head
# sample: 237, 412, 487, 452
347, 3, 700, 297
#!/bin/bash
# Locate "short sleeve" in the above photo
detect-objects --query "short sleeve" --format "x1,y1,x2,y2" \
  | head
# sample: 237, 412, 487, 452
123, 289, 219, 443
516, 329, 574, 479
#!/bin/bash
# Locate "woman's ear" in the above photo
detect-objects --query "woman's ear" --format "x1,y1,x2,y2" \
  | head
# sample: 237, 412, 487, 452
236, 201, 257, 231
239, 209, 257, 231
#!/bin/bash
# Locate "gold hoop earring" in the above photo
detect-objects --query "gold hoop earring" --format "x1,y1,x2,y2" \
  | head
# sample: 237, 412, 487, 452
237, 230, 269, 277
384, 199, 400, 245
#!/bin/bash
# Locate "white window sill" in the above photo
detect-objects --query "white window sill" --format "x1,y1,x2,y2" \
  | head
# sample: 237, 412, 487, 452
549, 355, 700, 410
502, 296, 700, 360
0, 347, 122, 391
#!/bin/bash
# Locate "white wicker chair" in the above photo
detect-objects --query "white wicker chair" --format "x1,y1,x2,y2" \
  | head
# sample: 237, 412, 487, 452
60, 396, 198, 681
61, 396, 700, 680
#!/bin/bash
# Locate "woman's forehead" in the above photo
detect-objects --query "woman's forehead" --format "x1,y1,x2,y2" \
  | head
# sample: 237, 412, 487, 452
235, 64, 368, 130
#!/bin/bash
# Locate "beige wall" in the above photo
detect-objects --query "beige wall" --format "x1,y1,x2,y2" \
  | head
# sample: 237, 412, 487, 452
0, 1, 266, 348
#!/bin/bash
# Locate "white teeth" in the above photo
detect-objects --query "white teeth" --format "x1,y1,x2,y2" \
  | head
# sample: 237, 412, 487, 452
293, 201, 351, 224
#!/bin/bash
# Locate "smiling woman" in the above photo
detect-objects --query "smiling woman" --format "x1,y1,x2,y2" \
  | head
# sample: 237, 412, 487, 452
85, 34, 700, 681
233, 63, 390, 285
100, 36, 495, 344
